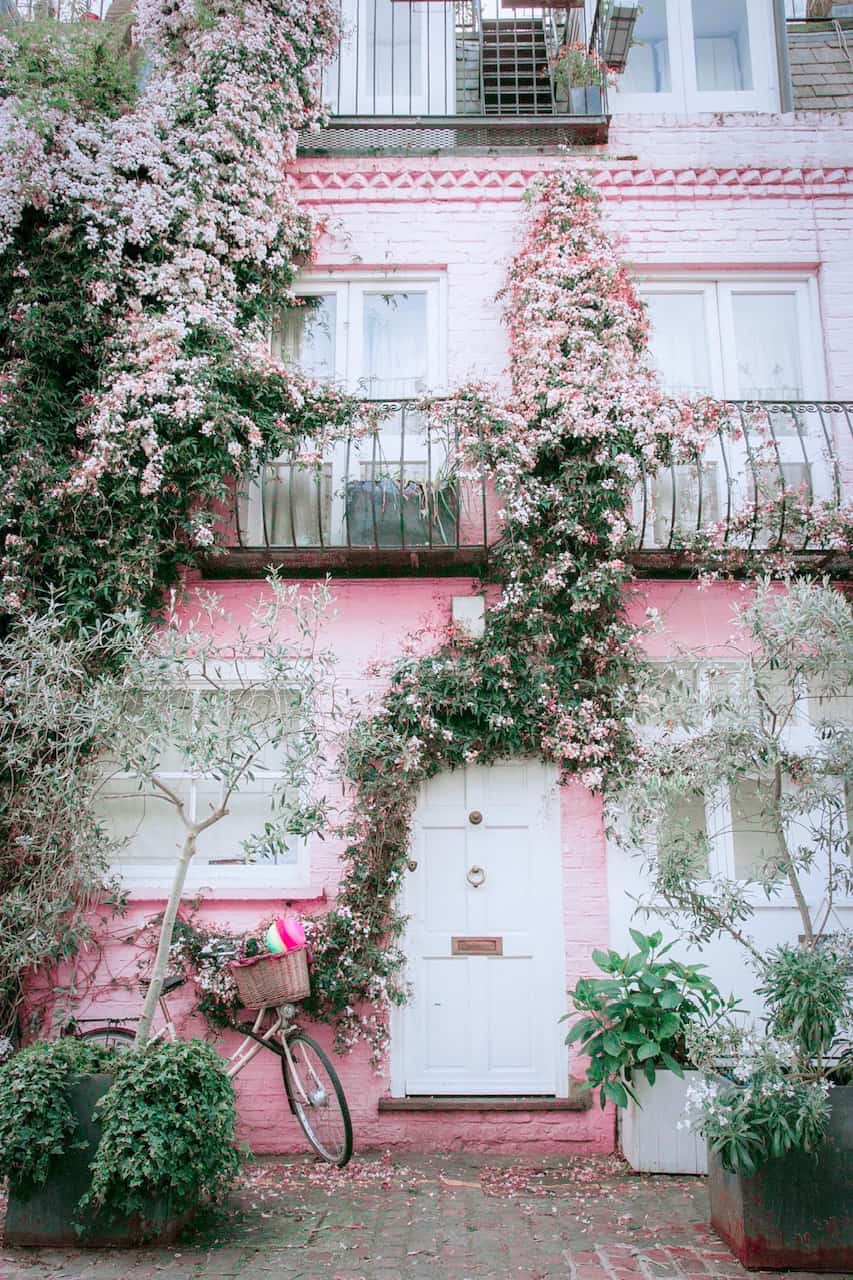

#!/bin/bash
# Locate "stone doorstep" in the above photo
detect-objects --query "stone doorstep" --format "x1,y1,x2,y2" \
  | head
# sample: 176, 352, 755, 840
378, 1091, 592, 1113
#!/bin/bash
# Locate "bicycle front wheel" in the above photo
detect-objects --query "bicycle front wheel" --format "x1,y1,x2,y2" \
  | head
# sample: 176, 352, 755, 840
78, 1026, 136, 1052
281, 1031, 353, 1167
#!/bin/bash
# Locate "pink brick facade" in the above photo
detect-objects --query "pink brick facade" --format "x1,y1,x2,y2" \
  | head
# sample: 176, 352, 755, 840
68, 105, 853, 1153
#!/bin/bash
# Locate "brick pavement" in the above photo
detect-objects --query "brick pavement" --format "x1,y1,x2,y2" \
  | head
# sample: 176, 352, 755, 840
0, 1154, 847, 1280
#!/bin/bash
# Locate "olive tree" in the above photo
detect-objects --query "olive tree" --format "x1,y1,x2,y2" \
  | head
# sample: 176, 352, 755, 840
1, 576, 338, 1047
95, 576, 337, 1044
615, 577, 852, 958
612, 578, 852, 1171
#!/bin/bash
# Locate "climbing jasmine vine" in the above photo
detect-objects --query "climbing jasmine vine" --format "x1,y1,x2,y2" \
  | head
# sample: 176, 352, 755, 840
302, 173, 726, 1062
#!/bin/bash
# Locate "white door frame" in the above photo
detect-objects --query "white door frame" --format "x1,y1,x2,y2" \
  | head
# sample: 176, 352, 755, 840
390, 760, 568, 1098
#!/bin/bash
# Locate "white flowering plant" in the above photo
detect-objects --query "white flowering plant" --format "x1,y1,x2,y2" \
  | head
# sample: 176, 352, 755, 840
682, 942, 851, 1174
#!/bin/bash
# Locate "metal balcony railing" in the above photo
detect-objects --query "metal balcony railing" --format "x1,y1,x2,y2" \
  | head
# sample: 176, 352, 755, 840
303, 0, 610, 153
633, 401, 853, 563
221, 400, 493, 576
206, 399, 852, 578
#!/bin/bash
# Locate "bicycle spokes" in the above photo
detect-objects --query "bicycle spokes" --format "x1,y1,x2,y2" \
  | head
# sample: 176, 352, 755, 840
282, 1033, 352, 1166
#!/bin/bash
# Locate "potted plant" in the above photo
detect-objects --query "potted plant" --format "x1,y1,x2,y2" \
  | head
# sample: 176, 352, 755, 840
0, 1037, 238, 1246
614, 578, 853, 1267
547, 41, 612, 114
683, 944, 852, 1270
566, 929, 735, 1174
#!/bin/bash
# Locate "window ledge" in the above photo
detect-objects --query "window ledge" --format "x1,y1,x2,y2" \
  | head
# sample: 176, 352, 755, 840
119, 882, 323, 904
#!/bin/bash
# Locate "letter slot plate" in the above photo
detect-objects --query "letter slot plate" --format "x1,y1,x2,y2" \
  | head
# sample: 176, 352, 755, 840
451, 936, 503, 956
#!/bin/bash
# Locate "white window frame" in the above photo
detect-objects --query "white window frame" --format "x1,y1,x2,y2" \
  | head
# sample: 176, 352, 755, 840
645, 659, 853, 907
276, 275, 446, 394
609, 0, 780, 115
102, 670, 312, 898
636, 275, 830, 547
244, 274, 448, 549
637, 275, 825, 401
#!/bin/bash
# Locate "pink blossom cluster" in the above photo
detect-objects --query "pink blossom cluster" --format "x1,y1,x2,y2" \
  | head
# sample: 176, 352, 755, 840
0, 0, 342, 605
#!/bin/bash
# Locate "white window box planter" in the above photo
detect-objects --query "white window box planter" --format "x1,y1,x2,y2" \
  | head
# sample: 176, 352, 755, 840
619, 1069, 708, 1175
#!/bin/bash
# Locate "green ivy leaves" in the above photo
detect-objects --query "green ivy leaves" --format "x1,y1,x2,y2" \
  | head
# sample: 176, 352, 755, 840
0, 1038, 238, 1230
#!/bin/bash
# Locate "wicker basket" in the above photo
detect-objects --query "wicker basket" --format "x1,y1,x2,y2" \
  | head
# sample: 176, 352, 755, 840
230, 948, 310, 1008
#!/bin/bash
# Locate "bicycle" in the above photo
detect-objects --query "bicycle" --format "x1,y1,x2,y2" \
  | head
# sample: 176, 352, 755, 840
72, 970, 353, 1167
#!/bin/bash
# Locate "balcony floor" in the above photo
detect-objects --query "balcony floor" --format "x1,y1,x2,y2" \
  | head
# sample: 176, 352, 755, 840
199, 546, 853, 582
200, 546, 493, 579
298, 114, 609, 156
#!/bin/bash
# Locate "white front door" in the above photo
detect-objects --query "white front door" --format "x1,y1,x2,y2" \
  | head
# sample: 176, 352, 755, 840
399, 760, 566, 1096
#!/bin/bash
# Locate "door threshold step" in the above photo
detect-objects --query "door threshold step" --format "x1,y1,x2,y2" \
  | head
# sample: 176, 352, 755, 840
379, 1089, 591, 1113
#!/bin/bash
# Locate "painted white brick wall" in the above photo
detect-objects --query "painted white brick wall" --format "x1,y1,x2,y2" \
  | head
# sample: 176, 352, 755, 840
309, 187, 853, 396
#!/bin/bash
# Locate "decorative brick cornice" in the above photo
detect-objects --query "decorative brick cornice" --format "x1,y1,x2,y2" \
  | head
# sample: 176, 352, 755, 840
292, 165, 853, 203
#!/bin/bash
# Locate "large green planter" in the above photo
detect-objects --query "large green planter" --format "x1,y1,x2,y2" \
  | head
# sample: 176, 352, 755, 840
4, 1074, 191, 1247
708, 1085, 852, 1271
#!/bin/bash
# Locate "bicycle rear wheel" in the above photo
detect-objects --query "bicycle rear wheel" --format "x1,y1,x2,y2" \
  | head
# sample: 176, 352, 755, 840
281, 1031, 353, 1167
78, 1026, 136, 1052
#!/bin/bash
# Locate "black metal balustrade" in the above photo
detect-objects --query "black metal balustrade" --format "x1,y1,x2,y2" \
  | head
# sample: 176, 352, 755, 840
222, 400, 492, 576
633, 401, 853, 567
204, 399, 852, 579
303, 0, 611, 153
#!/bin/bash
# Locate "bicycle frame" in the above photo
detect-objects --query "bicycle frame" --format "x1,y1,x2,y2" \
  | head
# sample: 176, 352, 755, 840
153, 992, 313, 1109
72, 986, 353, 1163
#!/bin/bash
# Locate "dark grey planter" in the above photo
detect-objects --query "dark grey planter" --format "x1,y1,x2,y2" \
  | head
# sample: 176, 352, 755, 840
4, 1074, 191, 1247
708, 1084, 852, 1271
569, 86, 603, 115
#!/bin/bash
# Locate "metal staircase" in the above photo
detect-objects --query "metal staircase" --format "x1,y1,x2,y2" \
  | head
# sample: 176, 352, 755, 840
481, 17, 556, 115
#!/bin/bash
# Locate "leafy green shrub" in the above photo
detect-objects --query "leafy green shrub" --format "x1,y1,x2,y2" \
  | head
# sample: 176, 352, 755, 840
685, 941, 851, 1174
566, 929, 733, 1108
80, 1039, 239, 1224
759, 943, 851, 1065
0, 1037, 238, 1228
0, 1038, 117, 1194
689, 1052, 832, 1175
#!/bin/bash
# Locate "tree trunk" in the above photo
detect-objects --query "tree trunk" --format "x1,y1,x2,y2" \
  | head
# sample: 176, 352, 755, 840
135, 831, 197, 1046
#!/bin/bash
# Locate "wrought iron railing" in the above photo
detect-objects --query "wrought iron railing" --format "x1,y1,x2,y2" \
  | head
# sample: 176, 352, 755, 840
217, 399, 851, 573
633, 401, 853, 557
228, 401, 491, 567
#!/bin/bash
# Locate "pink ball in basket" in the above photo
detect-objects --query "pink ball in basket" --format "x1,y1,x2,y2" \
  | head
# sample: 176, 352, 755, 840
277, 916, 306, 951
265, 916, 306, 954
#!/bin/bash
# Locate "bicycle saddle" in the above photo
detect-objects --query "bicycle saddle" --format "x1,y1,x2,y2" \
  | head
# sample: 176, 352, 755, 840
140, 974, 186, 994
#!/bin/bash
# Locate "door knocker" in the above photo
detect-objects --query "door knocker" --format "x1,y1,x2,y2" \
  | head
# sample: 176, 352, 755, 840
467, 865, 486, 889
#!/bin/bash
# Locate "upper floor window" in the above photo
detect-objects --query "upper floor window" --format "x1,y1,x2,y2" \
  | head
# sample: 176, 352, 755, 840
274, 278, 444, 398
635, 276, 829, 546
611, 0, 779, 114
638, 277, 823, 400
244, 275, 454, 551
